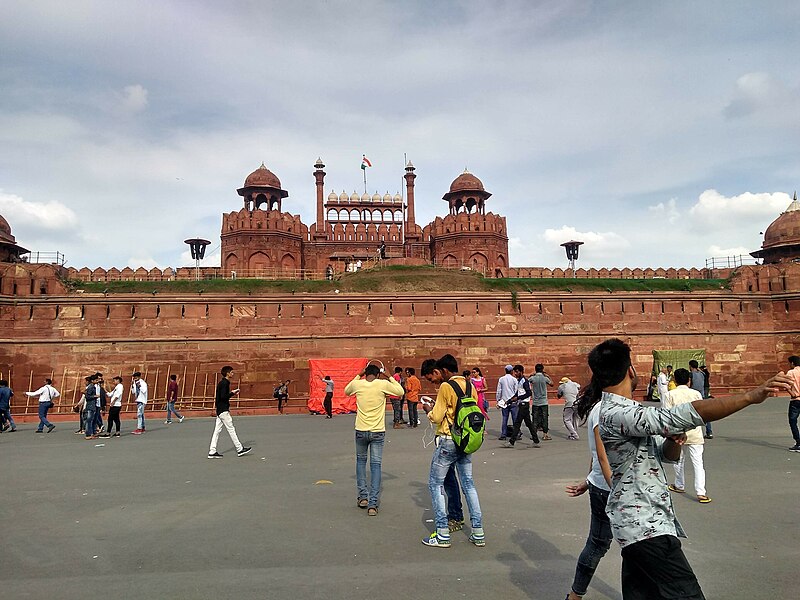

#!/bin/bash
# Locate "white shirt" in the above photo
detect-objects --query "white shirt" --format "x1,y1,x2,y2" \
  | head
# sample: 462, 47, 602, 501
662, 385, 704, 445
26, 385, 60, 403
587, 402, 611, 491
656, 372, 669, 402
131, 379, 148, 405
109, 383, 124, 408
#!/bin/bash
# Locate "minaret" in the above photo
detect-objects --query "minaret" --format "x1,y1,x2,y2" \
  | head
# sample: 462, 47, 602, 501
313, 157, 326, 239
404, 160, 416, 232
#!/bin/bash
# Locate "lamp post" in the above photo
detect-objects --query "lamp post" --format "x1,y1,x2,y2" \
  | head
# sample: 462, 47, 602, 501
184, 238, 211, 281
560, 240, 584, 274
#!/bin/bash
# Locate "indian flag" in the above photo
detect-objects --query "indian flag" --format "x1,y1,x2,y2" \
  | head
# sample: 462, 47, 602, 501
361, 155, 372, 170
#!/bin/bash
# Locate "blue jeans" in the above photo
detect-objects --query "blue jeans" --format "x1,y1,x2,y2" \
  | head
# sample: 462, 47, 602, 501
428, 437, 482, 535
0, 407, 16, 429
84, 403, 97, 436
789, 400, 800, 444
355, 430, 385, 508
137, 403, 146, 430
444, 466, 463, 521
37, 402, 53, 431
166, 401, 183, 422
571, 483, 613, 596
500, 405, 518, 437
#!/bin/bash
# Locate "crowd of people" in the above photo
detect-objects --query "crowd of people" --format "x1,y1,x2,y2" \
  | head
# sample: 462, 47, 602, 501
2, 350, 799, 599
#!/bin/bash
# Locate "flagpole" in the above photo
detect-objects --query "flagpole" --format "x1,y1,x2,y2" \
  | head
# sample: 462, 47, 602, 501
363, 166, 367, 195
401, 152, 406, 252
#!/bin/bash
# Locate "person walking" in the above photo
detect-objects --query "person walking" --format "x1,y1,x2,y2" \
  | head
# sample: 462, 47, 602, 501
664, 369, 711, 503
207, 366, 251, 459
84, 375, 100, 440
274, 380, 289, 414
529, 363, 553, 440
0, 379, 17, 432
130, 372, 148, 434
421, 354, 485, 548
496, 364, 518, 440
563, 373, 614, 600
344, 364, 404, 515
504, 364, 540, 448
26, 378, 59, 433
320, 375, 334, 418
470, 367, 488, 413
593, 338, 796, 599
558, 376, 581, 440
656, 366, 670, 405
689, 360, 712, 439
165, 374, 184, 424
388, 366, 406, 429
787, 355, 800, 452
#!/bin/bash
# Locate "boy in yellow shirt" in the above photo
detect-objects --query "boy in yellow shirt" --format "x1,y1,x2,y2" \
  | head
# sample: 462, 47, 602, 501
420, 354, 485, 548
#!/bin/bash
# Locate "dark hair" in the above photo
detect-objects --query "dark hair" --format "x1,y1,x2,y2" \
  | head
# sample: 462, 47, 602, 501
0, 380, 7, 386
436, 354, 458, 374
113, 376, 122, 382
323, 375, 330, 380
575, 338, 631, 422
221, 366, 233, 377
364, 364, 380, 377
674, 368, 691, 385
170, 374, 177, 381
394, 366, 403, 374
420, 359, 438, 376
513, 364, 524, 373
790, 356, 800, 368
666, 365, 673, 369
45, 378, 53, 385
462, 370, 471, 378
405, 367, 415, 375
95, 372, 103, 377
472, 367, 482, 377
688, 360, 699, 369
132, 371, 141, 377
535, 363, 544, 373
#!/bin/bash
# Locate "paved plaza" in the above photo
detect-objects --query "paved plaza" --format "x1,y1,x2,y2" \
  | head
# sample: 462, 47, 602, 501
1, 400, 797, 599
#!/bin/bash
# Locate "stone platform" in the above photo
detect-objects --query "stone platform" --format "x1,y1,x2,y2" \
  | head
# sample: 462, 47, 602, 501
0, 400, 796, 599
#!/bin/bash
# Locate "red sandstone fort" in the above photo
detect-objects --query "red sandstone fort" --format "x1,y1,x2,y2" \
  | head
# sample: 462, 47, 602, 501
1, 161, 799, 417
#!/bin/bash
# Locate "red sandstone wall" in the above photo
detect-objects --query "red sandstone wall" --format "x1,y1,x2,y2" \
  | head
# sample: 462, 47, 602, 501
3, 288, 799, 416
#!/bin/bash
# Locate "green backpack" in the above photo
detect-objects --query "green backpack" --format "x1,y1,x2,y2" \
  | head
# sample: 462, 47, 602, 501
446, 379, 486, 454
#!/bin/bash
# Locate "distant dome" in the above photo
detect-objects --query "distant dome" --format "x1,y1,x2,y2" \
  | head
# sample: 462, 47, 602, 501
372, 193, 381, 202
339, 191, 348, 202
361, 192, 371, 202
350, 191, 360, 202
328, 190, 337, 201
393, 193, 402, 203
383, 193, 392, 203
762, 196, 800, 250
0, 214, 11, 243
449, 170, 485, 193
244, 162, 282, 188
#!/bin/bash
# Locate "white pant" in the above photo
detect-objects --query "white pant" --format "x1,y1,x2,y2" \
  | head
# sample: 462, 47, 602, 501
209, 411, 242, 453
673, 444, 706, 496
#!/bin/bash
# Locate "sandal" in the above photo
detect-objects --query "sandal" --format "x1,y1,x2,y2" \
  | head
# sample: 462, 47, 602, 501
697, 495, 712, 504
357, 498, 368, 509
668, 484, 685, 493
367, 507, 378, 516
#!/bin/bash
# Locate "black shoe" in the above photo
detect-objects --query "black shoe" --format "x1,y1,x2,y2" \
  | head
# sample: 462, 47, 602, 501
47, 424, 56, 433
35, 430, 44, 433
498, 436, 507, 441
237, 446, 252, 457
207, 452, 224, 459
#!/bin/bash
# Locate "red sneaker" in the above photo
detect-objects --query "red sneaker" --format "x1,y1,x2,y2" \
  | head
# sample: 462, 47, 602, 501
131, 429, 142, 435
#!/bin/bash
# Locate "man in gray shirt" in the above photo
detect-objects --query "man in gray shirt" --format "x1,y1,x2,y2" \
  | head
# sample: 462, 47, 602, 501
689, 360, 712, 438
529, 364, 553, 440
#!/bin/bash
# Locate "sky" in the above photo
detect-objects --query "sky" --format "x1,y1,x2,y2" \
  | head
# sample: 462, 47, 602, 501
1, 0, 799, 271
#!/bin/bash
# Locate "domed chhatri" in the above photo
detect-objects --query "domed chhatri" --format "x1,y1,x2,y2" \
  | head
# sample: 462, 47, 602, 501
448, 169, 486, 194
243, 162, 282, 189
751, 192, 800, 264
0, 213, 13, 243
0, 212, 29, 262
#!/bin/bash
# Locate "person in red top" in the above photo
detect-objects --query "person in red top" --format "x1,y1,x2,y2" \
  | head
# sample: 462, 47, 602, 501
787, 355, 800, 452
165, 374, 184, 424
404, 367, 422, 428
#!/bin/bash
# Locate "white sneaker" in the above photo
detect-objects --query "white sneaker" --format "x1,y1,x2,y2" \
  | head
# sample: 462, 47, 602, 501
165, 420, 171, 424
179, 416, 185, 423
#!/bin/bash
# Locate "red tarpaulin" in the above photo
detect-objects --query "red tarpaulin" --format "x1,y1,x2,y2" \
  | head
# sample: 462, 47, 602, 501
308, 358, 369, 414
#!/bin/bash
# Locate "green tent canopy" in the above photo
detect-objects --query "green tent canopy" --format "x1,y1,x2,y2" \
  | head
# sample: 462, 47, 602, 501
651, 349, 706, 401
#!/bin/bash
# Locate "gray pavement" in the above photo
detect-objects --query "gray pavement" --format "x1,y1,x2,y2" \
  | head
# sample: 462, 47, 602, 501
1, 400, 798, 599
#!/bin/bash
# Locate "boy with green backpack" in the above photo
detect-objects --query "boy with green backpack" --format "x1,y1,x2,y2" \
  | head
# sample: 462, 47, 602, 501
420, 354, 486, 549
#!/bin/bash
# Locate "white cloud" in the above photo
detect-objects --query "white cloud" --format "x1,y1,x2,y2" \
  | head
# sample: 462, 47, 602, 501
723, 72, 798, 119
178, 248, 221, 268
688, 189, 790, 227
126, 256, 162, 270
119, 84, 148, 113
0, 191, 78, 230
707, 244, 752, 257
542, 226, 630, 259
648, 198, 681, 225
